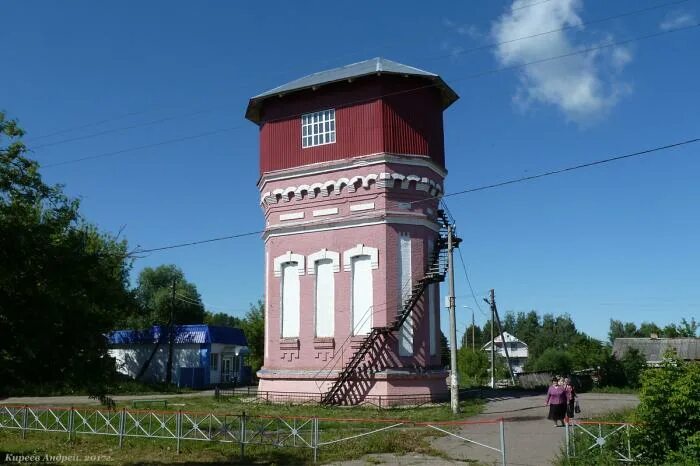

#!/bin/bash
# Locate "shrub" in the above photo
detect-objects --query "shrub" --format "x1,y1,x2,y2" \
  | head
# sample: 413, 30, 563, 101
633, 353, 700, 464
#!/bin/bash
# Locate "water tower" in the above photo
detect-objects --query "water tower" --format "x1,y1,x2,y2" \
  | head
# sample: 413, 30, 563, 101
245, 58, 458, 405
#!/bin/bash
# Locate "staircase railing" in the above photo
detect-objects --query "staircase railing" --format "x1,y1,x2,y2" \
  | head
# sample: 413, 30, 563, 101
321, 210, 452, 405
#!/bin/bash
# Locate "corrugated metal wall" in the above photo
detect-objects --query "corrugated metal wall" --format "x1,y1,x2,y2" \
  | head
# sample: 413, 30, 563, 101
258, 76, 446, 174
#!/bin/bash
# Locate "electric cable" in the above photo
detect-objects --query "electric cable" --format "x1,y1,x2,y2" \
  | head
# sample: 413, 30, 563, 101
38, 21, 699, 168
128, 136, 699, 256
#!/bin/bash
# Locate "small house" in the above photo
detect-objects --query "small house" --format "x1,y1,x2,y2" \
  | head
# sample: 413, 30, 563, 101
482, 332, 529, 374
107, 324, 248, 388
612, 336, 700, 366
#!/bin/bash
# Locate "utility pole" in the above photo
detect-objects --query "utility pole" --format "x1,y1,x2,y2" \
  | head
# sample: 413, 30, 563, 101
472, 309, 475, 353
484, 289, 496, 389
490, 290, 495, 389
447, 223, 459, 414
493, 299, 516, 386
166, 278, 177, 385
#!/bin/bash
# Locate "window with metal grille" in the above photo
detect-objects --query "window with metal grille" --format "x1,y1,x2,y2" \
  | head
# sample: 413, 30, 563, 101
302, 109, 335, 148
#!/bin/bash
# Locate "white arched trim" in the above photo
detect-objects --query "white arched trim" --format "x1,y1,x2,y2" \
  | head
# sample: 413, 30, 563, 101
260, 171, 443, 205
343, 244, 379, 271
273, 251, 306, 277
307, 249, 340, 274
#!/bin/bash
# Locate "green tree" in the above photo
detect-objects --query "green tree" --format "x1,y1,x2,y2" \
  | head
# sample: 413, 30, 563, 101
240, 300, 264, 373
609, 318, 697, 341
457, 347, 488, 386
676, 317, 698, 337
568, 335, 609, 371
439, 331, 450, 368
0, 112, 135, 395
529, 348, 573, 375
633, 353, 700, 464
130, 265, 204, 328
460, 323, 483, 351
204, 311, 242, 328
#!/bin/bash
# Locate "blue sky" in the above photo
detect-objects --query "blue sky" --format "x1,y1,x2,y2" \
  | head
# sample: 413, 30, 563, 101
2, 0, 698, 342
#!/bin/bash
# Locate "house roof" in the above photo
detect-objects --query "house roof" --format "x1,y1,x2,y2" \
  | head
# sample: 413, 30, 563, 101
612, 337, 700, 362
106, 325, 247, 347
482, 332, 529, 358
245, 57, 459, 123
482, 332, 528, 347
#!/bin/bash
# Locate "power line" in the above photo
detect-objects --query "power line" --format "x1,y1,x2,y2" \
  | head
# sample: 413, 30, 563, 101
25, 109, 165, 142
38, 21, 699, 168
132, 229, 263, 254
428, 0, 691, 63
456, 244, 490, 320
42, 125, 245, 168
441, 137, 699, 200
31, 106, 230, 150
126, 136, 698, 256
512, 0, 552, 11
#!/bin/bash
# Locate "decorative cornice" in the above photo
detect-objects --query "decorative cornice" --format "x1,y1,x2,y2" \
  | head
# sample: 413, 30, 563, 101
258, 152, 447, 189
260, 171, 442, 206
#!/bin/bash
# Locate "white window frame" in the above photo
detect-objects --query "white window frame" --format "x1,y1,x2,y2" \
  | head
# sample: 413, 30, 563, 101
309, 249, 339, 338
302, 109, 336, 148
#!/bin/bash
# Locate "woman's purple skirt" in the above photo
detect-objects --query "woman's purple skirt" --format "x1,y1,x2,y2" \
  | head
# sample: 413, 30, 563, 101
548, 403, 566, 421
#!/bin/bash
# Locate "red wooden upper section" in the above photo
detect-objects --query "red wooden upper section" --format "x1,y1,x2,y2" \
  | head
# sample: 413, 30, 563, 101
246, 60, 458, 176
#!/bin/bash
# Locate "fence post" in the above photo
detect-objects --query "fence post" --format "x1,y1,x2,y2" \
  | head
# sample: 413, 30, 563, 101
239, 411, 246, 461
214, 386, 220, 401
176, 410, 182, 454
499, 418, 506, 466
118, 408, 125, 449
21, 406, 28, 439
626, 423, 632, 460
312, 417, 319, 463
68, 406, 74, 441
565, 421, 570, 459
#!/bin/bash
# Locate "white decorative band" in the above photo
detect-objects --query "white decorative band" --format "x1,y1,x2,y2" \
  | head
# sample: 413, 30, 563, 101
280, 212, 304, 221
312, 207, 339, 217
350, 202, 375, 212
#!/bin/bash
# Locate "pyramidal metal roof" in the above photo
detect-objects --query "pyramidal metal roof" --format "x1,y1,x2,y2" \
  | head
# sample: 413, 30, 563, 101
246, 57, 458, 122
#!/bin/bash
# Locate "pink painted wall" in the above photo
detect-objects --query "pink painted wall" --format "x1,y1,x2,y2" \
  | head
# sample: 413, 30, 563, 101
259, 159, 444, 382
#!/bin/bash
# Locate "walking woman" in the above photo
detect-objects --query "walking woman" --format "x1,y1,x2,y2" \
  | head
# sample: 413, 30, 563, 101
546, 377, 567, 427
564, 377, 577, 422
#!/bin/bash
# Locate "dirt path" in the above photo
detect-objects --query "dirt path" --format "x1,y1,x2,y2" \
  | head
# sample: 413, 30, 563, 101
430, 392, 639, 466
0, 389, 214, 406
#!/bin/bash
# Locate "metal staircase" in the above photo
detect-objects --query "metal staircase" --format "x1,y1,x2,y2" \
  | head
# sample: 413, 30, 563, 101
321, 210, 454, 405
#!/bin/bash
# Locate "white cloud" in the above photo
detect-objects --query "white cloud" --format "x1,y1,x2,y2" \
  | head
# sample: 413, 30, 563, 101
491, 0, 632, 124
659, 11, 696, 31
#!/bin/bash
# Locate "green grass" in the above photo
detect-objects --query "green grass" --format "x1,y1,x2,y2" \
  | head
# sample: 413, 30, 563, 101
1, 379, 193, 397
0, 396, 484, 465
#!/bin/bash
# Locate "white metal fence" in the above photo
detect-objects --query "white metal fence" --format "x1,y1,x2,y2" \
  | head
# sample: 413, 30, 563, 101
565, 420, 642, 462
0, 405, 508, 464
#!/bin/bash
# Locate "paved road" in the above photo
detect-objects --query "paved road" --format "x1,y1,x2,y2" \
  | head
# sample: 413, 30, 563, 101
430, 392, 640, 466
331, 392, 639, 466
2, 390, 638, 465
0, 390, 215, 406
